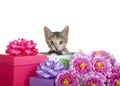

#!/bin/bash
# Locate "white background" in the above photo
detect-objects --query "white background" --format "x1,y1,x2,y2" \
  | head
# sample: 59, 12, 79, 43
0, 0, 120, 62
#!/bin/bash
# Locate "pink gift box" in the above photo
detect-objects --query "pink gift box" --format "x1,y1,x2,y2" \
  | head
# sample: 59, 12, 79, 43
0, 54, 47, 86
30, 76, 55, 86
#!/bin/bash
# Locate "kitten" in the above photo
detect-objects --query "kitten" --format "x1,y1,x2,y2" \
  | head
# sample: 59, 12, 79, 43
44, 26, 69, 55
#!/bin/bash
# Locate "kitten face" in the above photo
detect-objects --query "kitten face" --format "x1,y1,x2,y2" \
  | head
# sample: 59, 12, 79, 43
44, 26, 69, 51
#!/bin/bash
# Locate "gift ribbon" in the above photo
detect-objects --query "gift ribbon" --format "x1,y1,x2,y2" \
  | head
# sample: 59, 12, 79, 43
6, 38, 38, 55
36, 60, 66, 78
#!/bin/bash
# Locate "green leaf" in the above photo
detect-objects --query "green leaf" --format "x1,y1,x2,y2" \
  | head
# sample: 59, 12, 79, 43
70, 54, 74, 59
59, 59, 69, 69
81, 84, 86, 86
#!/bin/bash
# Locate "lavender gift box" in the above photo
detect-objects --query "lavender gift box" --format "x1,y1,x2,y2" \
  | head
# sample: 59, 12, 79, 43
29, 76, 55, 86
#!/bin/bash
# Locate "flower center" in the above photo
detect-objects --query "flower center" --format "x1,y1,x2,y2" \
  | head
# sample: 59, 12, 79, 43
80, 62, 86, 69
116, 80, 120, 86
96, 51, 102, 56
91, 84, 96, 86
97, 62, 103, 69
63, 78, 69, 86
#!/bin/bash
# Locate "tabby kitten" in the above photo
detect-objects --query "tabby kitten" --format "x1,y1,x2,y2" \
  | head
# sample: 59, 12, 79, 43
44, 26, 69, 55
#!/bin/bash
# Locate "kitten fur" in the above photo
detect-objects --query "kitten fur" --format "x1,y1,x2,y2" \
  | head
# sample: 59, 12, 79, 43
44, 26, 69, 55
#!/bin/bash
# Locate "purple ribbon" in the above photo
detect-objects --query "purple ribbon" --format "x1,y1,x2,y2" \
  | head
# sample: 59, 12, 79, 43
36, 60, 66, 79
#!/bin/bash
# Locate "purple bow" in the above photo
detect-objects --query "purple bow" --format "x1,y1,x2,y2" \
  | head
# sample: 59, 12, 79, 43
36, 60, 66, 79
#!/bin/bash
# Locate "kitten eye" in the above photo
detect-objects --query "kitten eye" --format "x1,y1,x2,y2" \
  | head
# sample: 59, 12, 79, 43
59, 41, 63, 44
50, 41, 54, 45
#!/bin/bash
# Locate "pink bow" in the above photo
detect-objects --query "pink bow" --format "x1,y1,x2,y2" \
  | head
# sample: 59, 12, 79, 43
6, 38, 39, 55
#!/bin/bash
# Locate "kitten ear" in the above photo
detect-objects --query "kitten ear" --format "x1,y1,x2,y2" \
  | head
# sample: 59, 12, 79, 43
61, 26, 69, 38
44, 26, 52, 39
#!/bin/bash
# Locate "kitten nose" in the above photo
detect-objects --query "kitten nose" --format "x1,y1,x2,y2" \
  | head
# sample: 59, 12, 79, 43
55, 48, 58, 50
56, 48, 58, 50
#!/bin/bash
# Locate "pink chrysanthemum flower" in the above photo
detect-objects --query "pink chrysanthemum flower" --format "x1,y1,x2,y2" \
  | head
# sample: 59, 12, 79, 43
90, 50, 116, 66
90, 50, 111, 59
55, 70, 79, 86
107, 73, 120, 86
81, 71, 106, 86
92, 56, 111, 76
107, 63, 120, 86
111, 63, 120, 74
70, 56, 92, 77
